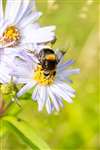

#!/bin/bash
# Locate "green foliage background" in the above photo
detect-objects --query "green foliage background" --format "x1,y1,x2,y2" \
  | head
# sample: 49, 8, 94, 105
0, 0, 99, 149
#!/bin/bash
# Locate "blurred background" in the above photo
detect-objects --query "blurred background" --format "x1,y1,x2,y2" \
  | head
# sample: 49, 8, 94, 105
1, 0, 99, 149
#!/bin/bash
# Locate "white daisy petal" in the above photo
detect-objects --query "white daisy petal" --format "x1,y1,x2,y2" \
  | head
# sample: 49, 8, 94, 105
0, 64, 11, 83
38, 86, 47, 111
15, 0, 30, 24
19, 12, 42, 28
55, 81, 75, 97
17, 81, 35, 97
57, 59, 74, 71
51, 84, 73, 104
11, 63, 30, 76
11, 58, 33, 79
56, 73, 73, 83
16, 50, 34, 65
48, 86, 60, 112
15, 0, 36, 24
0, 74, 10, 83
15, 78, 31, 84
5, 0, 22, 23
55, 95, 64, 108
11, 68, 32, 79
0, 73, 8, 83
62, 69, 80, 76
36, 86, 41, 101
24, 25, 55, 43
2, 47, 18, 55
46, 97, 52, 114
36, 26, 56, 33
32, 85, 38, 101
25, 0, 36, 16
55, 80, 75, 93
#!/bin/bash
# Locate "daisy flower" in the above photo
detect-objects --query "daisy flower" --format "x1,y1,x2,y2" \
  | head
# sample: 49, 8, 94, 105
12, 48, 80, 113
0, 0, 55, 60
0, 0, 55, 48
0, 0, 55, 83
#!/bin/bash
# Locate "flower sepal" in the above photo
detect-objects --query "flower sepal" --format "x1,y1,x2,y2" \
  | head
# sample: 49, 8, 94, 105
0, 80, 18, 98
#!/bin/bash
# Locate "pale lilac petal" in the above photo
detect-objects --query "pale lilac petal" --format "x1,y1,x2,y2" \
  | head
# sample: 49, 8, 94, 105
50, 85, 73, 103
19, 12, 42, 28
15, 0, 36, 24
17, 81, 35, 97
5, 0, 22, 23
55, 95, 64, 108
55, 80, 75, 93
56, 72, 73, 83
11, 69, 32, 79
37, 26, 56, 32
15, 78, 31, 84
16, 50, 34, 64
32, 85, 38, 101
0, 64, 11, 83
11, 58, 33, 78
38, 86, 47, 111
25, 0, 36, 16
46, 97, 52, 114
48, 87, 60, 112
62, 69, 80, 76
3, 47, 19, 56
24, 26, 56, 43
54, 81, 75, 97
11, 63, 31, 78
57, 59, 74, 71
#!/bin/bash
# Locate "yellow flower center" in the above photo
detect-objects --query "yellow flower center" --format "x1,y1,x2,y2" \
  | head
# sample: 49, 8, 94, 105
1, 26, 21, 46
33, 65, 56, 85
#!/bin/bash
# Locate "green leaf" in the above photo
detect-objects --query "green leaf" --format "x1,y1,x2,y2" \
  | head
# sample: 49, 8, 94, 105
2, 116, 51, 150
5, 102, 21, 116
0, 119, 8, 138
